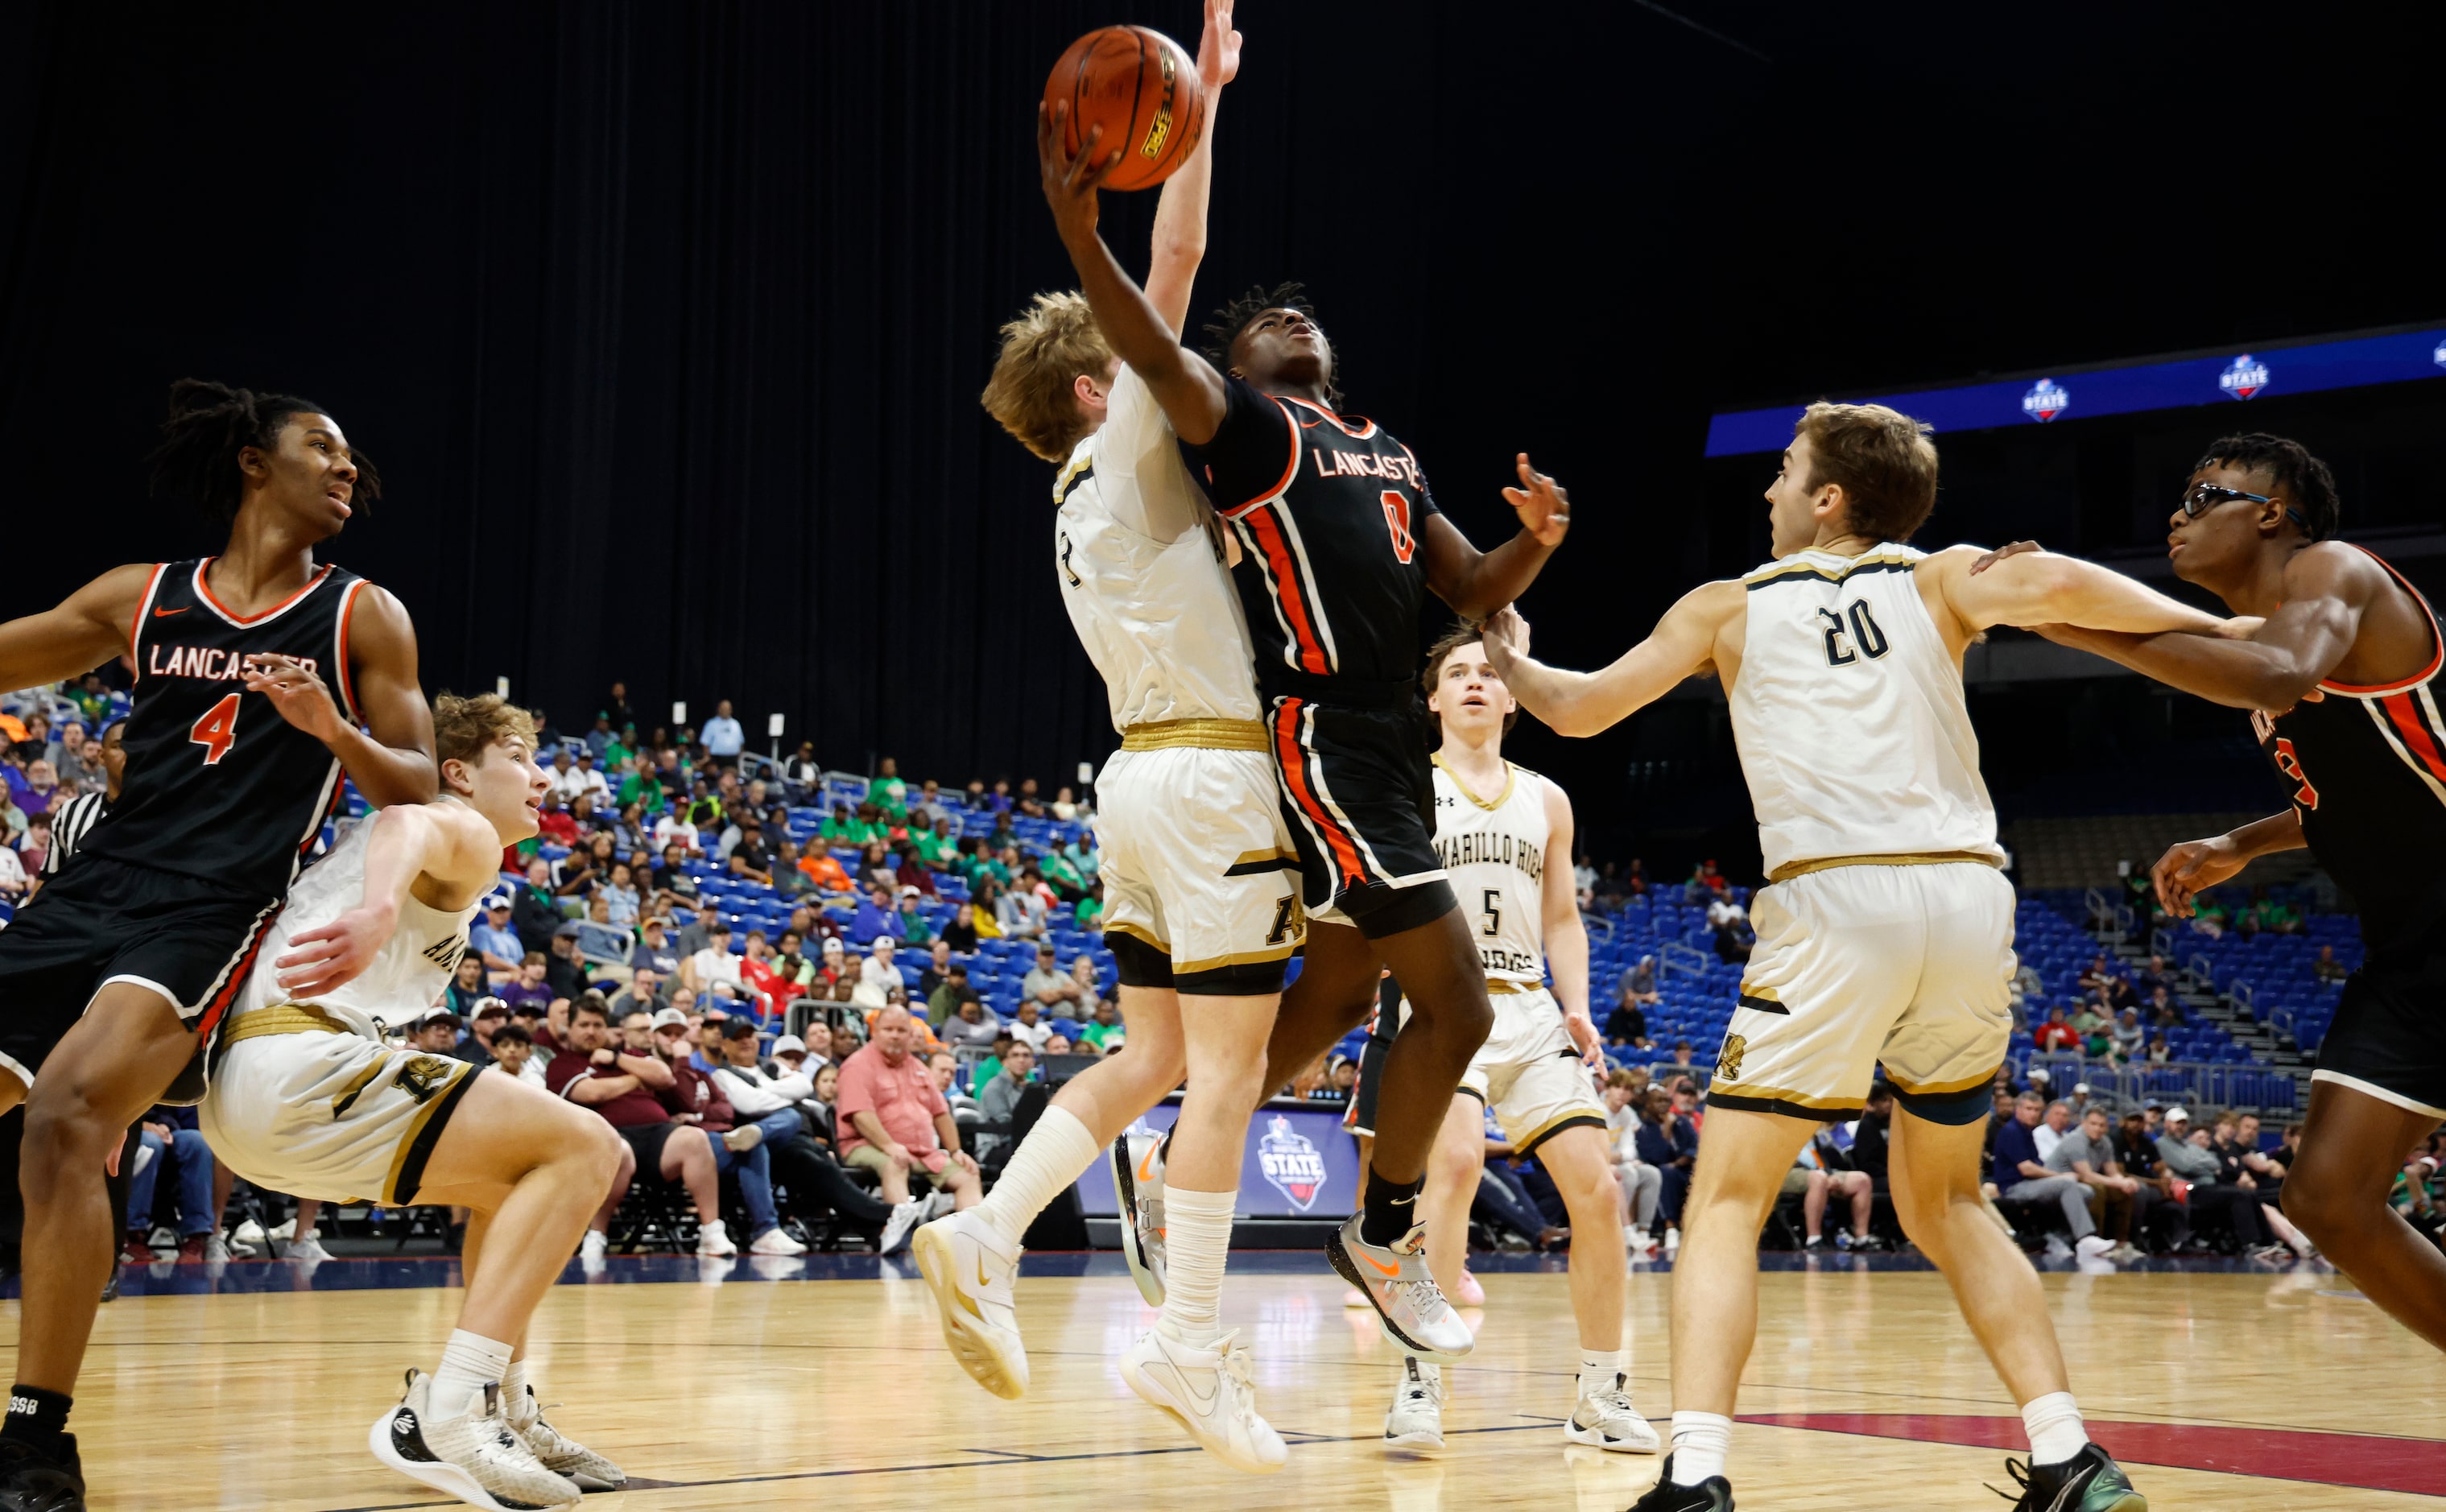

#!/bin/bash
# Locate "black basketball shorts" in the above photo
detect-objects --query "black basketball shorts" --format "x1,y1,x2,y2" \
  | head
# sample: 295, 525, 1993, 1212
0, 853, 280, 1090
1267, 695, 1456, 939
2310, 951, 2446, 1119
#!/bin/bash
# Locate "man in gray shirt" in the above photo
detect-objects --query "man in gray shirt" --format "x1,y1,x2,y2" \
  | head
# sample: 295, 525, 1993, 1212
2154, 1108, 2273, 1253
979, 1042, 1039, 1123
2044, 1105, 2155, 1254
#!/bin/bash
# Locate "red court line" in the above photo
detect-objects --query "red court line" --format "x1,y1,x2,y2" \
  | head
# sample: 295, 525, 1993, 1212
1738, 1413, 2446, 1497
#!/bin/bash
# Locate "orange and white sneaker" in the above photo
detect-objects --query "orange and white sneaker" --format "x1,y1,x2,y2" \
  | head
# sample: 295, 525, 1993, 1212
1110, 1130, 1168, 1308
912, 1208, 1028, 1399
1328, 1216, 1473, 1364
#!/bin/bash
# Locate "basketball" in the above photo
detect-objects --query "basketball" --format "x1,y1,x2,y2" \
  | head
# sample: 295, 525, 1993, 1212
1043, 25, 1205, 192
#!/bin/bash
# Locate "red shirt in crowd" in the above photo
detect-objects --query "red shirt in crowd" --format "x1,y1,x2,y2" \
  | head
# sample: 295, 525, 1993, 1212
546, 1049, 669, 1127
835, 1041, 949, 1175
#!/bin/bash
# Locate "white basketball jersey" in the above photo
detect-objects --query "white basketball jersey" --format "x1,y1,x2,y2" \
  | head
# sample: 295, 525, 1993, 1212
1054, 364, 1262, 731
229, 816, 473, 1039
1730, 544, 2003, 878
1430, 753, 1551, 984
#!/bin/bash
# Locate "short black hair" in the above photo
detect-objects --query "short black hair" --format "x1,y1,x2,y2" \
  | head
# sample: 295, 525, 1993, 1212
2195, 432, 2341, 541
147, 378, 379, 527
492, 1022, 533, 1047
1200, 281, 1343, 408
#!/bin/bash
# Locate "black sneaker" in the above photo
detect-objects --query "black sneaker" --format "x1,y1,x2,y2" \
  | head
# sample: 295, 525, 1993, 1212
1850, 1233, 1889, 1253
1627, 1454, 1733, 1510
1993, 1443, 2145, 1511
0, 1433, 86, 1512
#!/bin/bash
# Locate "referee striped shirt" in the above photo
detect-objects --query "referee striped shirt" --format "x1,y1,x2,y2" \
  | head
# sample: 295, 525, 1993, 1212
40, 790, 109, 878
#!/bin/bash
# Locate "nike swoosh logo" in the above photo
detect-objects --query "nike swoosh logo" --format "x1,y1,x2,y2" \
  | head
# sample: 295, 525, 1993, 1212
1138, 1147, 1159, 1183
1159, 1350, 1221, 1413
2047, 1465, 2093, 1512
977, 1252, 992, 1289
1360, 1250, 1400, 1278
153, 605, 188, 618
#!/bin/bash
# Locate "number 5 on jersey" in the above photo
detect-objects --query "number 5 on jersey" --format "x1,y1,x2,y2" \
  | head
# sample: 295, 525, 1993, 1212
190, 692, 241, 765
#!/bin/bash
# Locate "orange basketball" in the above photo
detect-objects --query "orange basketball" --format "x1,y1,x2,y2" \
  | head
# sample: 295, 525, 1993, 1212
1043, 26, 1205, 192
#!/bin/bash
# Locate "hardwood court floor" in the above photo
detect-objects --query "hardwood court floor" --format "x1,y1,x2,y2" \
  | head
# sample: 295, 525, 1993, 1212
10, 1251, 2443, 1510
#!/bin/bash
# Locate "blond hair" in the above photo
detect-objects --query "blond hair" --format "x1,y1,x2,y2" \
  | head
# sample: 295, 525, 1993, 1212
432, 692, 537, 768
980, 291, 1115, 464
1794, 401, 1940, 543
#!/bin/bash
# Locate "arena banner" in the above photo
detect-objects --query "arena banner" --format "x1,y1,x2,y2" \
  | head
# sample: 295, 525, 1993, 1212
1705, 324, 2446, 456
1072, 1098, 1360, 1221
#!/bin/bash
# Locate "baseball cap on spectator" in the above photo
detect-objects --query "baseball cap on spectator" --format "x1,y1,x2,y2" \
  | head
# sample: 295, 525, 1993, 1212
553, 920, 583, 940
471, 998, 509, 1022
719, 1016, 759, 1042
412, 1005, 460, 1029
709, 919, 732, 936
484, 894, 513, 914
650, 1006, 688, 1031
2164, 1105, 2191, 1124
771, 1034, 808, 1060
508, 1001, 544, 1021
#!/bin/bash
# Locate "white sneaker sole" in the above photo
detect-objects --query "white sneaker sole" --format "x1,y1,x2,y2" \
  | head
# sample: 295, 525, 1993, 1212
911, 1222, 1027, 1401
1564, 1419, 1663, 1454
1119, 1352, 1287, 1475
1382, 1423, 1445, 1451
367, 1409, 576, 1511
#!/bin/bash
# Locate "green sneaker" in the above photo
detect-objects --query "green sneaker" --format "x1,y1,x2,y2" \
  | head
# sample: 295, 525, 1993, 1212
1993, 1443, 2145, 1512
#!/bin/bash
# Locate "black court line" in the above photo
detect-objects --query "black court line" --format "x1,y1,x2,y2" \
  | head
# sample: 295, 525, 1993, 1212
308, 1422, 1563, 1510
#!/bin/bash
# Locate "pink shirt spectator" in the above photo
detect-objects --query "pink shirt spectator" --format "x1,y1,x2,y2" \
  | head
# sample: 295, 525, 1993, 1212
835, 1040, 950, 1174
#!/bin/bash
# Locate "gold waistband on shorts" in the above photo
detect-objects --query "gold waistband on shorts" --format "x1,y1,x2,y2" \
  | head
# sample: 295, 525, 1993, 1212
1119, 718, 1270, 753
218, 1003, 353, 1046
1486, 980, 1535, 995
1767, 850, 2002, 884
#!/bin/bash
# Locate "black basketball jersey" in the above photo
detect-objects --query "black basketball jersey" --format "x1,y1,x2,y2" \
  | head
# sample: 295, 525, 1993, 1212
2250, 547, 2446, 960
1186, 378, 1441, 701
80, 558, 369, 899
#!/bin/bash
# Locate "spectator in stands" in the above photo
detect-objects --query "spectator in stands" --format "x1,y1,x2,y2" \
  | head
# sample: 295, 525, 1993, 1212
931, 1051, 980, 1122
0, 831, 27, 900
1601, 1072, 1661, 1245
546, 998, 742, 1256
653, 806, 701, 856
2047, 1105, 2152, 1255
978, 1041, 1039, 1123
2145, 1032, 2172, 1065
1603, 985, 1650, 1049
1042, 1032, 1072, 1057
2112, 1008, 2145, 1060
2132, 954, 2174, 1002
1791, 1121, 1880, 1252
997, 870, 1049, 938
1682, 858, 1725, 905
2210, 1111, 2314, 1257
469, 895, 523, 978
546, 920, 592, 1000
628, 915, 683, 981
607, 967, 667, 1022
1852, 1084, 1893, 1198
1004, 999, 1051, 1055
512, 857, 564, 953
854, 935, 903, 1010
1021, 944, 1081, 1013
941, 995, 1000, 1051
2154, 1108, 2277, 1256
498, 953, 553, 1014
1994, 1091, 2114, 1258
449, 1000, 510, 1067
836, 1006, 983, 1211
534, 791, 580, 849
10, 812, 48, 878
925, 961, 973, 1027
798, 845, 853, 898
554, 832, 612, 899
713, 1017, 925, 1254
1079, 998, 1126, 1051
1068, 953, 1109, 1012
126, 1105, 221, 1262
2034, 1004, 2080, 1053
1666, 1040, 1695, 1072
488, 1020, 547, 1088
941, 899, 981, 952
49, 722, 106, 796
2312, 944, 2348, 985
849, 884, 901, 946
1634, 1085, 1698, 1241
1622, 954, 1661, 1007
2068, 1002, 2111, 1056
701, 700, 745, 766
2032, 1099, 2074, 1163
683, 919, 742, 999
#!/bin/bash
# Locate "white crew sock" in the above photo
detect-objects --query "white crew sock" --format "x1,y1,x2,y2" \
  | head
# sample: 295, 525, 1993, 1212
502, 1356, 533, 1425
1154, 1185, 1237, 1347
1578, 1346, 1624, 1398
973, 1105, 1101, 1247
2021, 1390, 2089, 1465
431, 1329, 514, 1422
1669, 1410, 1732, 1485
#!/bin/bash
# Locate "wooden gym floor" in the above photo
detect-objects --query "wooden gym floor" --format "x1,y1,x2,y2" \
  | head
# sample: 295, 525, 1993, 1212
9, 1250, 2442, 1510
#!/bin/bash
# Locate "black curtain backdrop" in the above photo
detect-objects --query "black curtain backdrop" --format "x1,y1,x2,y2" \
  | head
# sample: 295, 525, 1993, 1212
3, 2, 2440, 861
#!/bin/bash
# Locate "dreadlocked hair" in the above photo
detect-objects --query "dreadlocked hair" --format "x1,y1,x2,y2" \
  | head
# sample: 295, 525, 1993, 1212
147, 378, 380, 527
1200, 281, 1343, 409
2195, 432, 2341, 542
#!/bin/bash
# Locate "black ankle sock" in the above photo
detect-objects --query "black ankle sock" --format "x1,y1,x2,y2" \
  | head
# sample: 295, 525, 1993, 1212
1360, 1171, 1423, 1247
2, 1385, 71, 1446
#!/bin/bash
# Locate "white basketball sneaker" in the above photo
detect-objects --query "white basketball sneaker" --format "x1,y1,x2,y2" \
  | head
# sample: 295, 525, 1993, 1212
877, 1198, 927, 1257
506, 1386, 626, 1493
370, 1370, 580, 1511
696, 1219, 738, 1258
1120, 1327, 1288, 1474
1111, 1130, 1169, 1307
911, 1208, 1028, 1399
1382, 1357, 1446, 1450
749, 1226, 809, 1257
1564, 1373, 1662, 1453
1328, 1215, 1474, 1364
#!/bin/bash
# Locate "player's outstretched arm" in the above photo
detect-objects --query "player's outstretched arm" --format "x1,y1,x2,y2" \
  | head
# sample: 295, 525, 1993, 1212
1038, 98, 1229, 444
2151, 810, 2307, 918
1419, 456, 1570, 619
1539, 781, 1601, 1068
2037, 547, 2380, 712
0, 564, 155, 692
243, 585, 438, 809
1482, 582, 1739, 739
1142, 0, 1238, 338
272, 800, 497, 998
1929, 544, 2232, 639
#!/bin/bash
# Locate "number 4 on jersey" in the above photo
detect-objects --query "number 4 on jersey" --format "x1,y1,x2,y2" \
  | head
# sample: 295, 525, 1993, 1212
190, 692, 240, 766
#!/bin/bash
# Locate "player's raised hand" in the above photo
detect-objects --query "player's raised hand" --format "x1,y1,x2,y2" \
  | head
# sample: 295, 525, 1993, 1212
1198, 0, 1242, 89
1502, 454, 1570, 547
1037, 100, 1122, 245
2149, 834, 2246, 918
275, 902, 398, 998
244, 652, 346, 744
